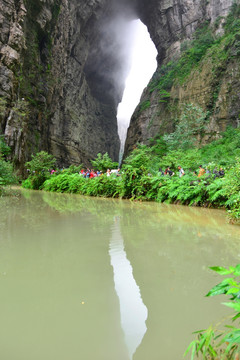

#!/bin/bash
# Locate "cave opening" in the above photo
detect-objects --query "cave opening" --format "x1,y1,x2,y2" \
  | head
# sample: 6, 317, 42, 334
117, 19, 157, 162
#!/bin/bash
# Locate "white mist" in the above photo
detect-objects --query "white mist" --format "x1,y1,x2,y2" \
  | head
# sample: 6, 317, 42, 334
117, 20, 157, 161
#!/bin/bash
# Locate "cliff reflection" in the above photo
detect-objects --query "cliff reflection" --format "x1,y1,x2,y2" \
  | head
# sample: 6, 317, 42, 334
109, 218, 148, 359
0, 190, 240, 359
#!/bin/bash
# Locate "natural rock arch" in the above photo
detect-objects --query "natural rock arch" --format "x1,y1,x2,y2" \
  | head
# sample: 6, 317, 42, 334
0, 0, 236, 170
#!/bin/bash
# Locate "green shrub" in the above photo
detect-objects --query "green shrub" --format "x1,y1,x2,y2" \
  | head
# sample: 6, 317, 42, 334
24, 151, 56, 190
91, 153, 118, 172
0, 135, 11, 158
0, 137, 17, 193
43, 173, 121, 198
0, 158, 17, 186
63, 164, 83, 174
21, 178, 33, 189
163, 104, 209, 151
25, 151, 56, 174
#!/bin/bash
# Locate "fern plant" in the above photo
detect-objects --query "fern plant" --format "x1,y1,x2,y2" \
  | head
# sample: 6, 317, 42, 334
184, 265, 240, 360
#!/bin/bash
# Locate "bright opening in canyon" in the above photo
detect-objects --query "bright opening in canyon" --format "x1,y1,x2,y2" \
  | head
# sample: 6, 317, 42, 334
117, 20, 158, 160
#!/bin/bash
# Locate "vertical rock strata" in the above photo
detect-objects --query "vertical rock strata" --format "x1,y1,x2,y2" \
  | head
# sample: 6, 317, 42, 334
124, 0, 240, 156
0, 0, 133, 168
48, 0, 135, 166
0, 0, 239, 169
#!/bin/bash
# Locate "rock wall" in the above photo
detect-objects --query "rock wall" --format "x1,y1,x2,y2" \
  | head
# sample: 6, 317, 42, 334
47, 0, 138, 167
0, 0, 238, 170
0, 0, 136, 169
124, 0, 239, 156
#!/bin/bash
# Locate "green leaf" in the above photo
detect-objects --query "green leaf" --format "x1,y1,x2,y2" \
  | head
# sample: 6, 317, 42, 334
183, 340, 196, 357
224, 332, 240, 345
232, 312, 240, 321
209, 266, 233, 275
206, 279, 233, 297
191, 342, 196, 360
226, 287, 240, 295
222, 302, 240, 312
225, 325, 236, 329
233, 264, 240, 276
208, 344, 217, 357
192, 329, 206, 334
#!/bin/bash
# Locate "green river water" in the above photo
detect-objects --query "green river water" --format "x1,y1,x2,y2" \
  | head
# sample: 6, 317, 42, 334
0, 189, 240, 360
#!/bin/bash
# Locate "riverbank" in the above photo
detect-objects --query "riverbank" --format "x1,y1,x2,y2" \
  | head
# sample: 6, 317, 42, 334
21, 127, 240, 223
28, 169, 237, 224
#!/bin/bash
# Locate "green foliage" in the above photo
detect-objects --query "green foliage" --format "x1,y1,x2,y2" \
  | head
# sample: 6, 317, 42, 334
0, 158, 17, 187
23, 151, 56, 190
158, 148, 202, 172
43, 173, 122, 198
119, 146, 154, 199
185, 264, 240, 360
90, 153, 118, 172
139, 100, 151, 113
0, 135, 11, 158
156, 175, 210, 206
20, 126, 240, 221
62, 164, 83, 174
199, 127, 240, 167
163, 104, 209, 151
25, 151, 56, 173
0, 136, 17, 194
21, 177, 33, 190
153, 127, 240, 174
123, 145, 152, 171
223, 160, 240, 221
224, 2, 240, 34
43, 173, 83, 193
149, 21, 216, 97
149, 135, 168, 157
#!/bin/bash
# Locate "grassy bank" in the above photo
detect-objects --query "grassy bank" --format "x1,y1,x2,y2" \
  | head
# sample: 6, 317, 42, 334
21, 127, 240, 223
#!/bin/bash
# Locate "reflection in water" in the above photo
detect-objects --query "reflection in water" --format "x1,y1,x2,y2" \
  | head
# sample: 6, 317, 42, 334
109, 217, 148, 359
1, 190, 240, 359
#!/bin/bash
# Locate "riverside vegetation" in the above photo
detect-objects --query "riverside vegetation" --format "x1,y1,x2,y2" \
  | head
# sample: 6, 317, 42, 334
184, 264, 240, 360
0, 136, 17, 195
21, 125, 240, 223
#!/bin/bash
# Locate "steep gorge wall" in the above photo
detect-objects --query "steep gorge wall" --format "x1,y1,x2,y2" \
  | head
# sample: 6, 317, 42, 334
48, 0, 138, 167
0, 0, 137, 170
0, 0, 238, 170
124, 0, 240, 156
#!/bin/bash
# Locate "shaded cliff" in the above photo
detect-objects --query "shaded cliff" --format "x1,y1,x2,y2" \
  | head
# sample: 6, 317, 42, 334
0, 0, 137, 169
0, 0, 238, 171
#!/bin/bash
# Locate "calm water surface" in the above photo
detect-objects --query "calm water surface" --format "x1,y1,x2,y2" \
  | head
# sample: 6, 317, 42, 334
0, 190, 240, 360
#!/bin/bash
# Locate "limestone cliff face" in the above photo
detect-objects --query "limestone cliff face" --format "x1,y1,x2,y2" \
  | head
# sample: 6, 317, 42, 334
47, 0, 138, 166
0, 0, 131, 169
124, 0, 239, 156
0, 0, 238, 170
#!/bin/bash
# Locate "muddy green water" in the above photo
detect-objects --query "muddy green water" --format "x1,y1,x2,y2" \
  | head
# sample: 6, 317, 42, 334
0, 190, 240, 360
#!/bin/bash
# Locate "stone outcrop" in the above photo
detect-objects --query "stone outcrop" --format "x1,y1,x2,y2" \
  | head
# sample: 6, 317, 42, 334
124, 0, 239, 156
0, 0, 238, 170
